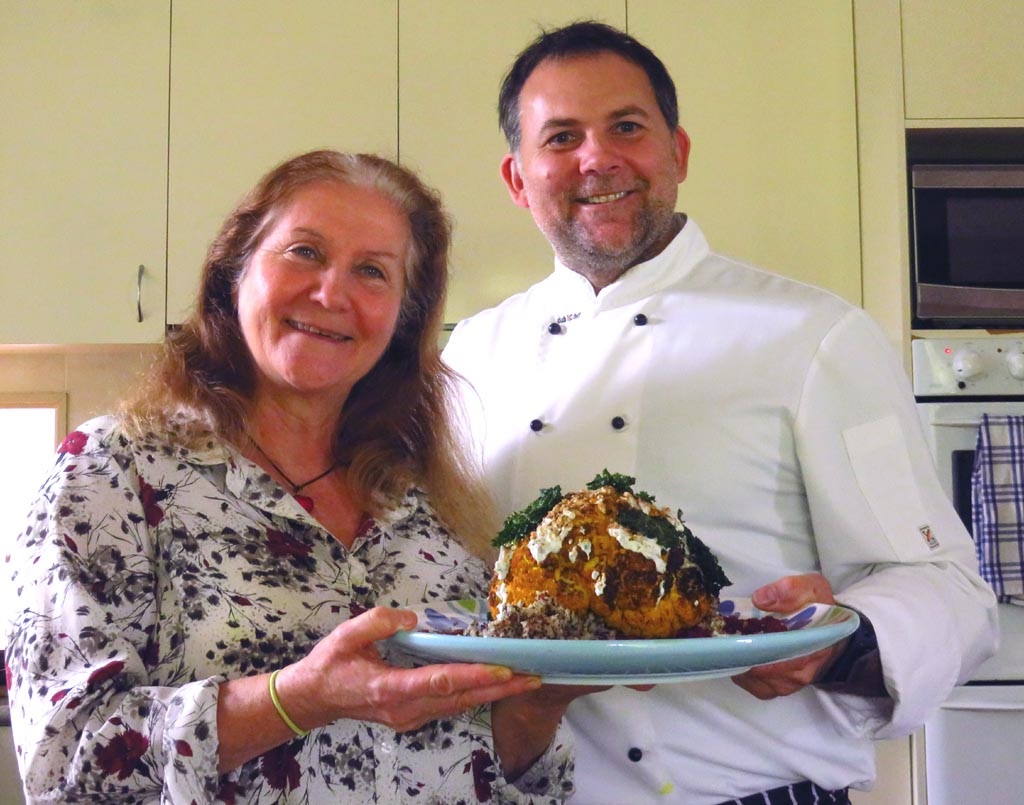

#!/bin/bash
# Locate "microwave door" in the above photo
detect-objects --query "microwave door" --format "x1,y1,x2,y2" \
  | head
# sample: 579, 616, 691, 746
916, 283, 1024, 321
912, 164, 1024, 189
911, 164, 1024, 326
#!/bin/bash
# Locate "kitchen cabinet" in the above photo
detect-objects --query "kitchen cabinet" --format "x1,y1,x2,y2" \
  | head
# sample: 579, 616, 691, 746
853, 0, 911, 363
850, 737, 915, 805
630, 0, 862, 305
398, 1, 625, 323
0, 1, 169, 344
2, 1, 862, 339
166, 0, 397, 324
1, 722, 25, 804
902, 0, 1024, 121
0, 1, 396, 340
403, 0, 861, 321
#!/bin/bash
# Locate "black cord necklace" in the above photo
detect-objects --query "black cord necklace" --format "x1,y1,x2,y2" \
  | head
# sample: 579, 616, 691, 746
249, 437, 338, 513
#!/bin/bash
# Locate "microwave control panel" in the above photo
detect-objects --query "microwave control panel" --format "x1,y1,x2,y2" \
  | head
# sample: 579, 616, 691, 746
913, 336, 1024, 396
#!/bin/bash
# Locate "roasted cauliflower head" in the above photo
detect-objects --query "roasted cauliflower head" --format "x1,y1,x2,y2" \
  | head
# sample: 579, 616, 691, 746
489, 471, 731, 638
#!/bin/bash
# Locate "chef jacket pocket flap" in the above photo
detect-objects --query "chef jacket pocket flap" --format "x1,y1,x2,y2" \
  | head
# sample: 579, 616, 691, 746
843, 415, 931, 562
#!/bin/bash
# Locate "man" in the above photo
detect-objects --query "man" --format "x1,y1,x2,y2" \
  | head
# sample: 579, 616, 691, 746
443, 21, 997, 805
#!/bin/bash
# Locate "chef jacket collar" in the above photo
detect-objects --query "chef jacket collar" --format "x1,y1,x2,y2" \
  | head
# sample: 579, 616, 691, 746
550, 215, 711, 313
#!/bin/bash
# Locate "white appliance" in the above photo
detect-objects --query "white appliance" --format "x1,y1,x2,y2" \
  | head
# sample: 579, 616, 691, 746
913, 335, 1024, 805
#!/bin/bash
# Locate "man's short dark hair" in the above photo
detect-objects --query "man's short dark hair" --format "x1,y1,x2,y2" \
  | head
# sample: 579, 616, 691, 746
498, 20, 679, 153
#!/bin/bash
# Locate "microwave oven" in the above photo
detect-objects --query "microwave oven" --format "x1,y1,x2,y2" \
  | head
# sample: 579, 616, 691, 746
911, 163, 1024, 328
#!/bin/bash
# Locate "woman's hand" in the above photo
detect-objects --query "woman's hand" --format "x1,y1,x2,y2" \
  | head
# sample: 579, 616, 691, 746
730, 572, 846, 700
281, 607, 542, 732
217, 607, 541, 773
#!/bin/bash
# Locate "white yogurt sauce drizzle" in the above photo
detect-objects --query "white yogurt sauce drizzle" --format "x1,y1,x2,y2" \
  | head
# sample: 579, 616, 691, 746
494, 488, 696, 606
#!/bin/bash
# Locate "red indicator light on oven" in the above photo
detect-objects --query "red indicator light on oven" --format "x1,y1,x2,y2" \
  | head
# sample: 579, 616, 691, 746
945, 347, 952, 354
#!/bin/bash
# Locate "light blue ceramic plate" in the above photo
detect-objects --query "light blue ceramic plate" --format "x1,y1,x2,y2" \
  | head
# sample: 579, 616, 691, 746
385, 597, 859, 685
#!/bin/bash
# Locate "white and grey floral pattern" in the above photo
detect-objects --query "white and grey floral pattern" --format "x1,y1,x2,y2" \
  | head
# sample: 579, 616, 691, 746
4, 416, 572, 804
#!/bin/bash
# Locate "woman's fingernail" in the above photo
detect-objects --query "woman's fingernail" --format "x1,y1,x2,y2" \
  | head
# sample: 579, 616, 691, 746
489, 666, 513, 681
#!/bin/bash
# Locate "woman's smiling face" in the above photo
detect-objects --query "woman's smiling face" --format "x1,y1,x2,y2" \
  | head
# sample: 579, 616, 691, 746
236, 180, 409, 409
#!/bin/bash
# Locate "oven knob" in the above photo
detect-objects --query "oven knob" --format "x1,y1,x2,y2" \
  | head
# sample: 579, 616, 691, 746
1007, 352, 1024, 380
951, 349, 985, 380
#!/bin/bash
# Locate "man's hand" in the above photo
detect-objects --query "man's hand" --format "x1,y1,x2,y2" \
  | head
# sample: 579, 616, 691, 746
730, 572, 848, 700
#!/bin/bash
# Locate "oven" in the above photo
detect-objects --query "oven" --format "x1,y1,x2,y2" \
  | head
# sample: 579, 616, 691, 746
913, 334, 1024, 805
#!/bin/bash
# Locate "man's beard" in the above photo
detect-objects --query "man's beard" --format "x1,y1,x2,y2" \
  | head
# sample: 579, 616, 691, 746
548, 200, 680, 288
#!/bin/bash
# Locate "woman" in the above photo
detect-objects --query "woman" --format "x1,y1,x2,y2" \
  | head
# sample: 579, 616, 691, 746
5, 151, 576, 803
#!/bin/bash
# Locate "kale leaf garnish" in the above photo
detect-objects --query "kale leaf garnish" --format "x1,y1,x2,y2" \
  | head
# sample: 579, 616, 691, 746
492, 485, 564, 547
615, 508, 681, 550
587, 469, 634, 494
676, 510, 731, 596
586, 469, 654, 502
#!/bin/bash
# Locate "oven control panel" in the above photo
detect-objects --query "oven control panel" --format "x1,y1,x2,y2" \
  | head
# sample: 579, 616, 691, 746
913, 336, 1024, 396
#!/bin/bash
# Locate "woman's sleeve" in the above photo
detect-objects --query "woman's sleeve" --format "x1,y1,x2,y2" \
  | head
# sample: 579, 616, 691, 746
454, 545, 576, 802
4, 422, 223, 803
384, 702, 575, 804
491, 713, 575, 804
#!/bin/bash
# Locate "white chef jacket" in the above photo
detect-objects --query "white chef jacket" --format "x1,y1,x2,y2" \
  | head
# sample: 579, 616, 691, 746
443, 218, 998, 804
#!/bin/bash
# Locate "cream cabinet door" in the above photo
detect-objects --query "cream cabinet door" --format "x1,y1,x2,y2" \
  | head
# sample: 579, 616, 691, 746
398, 1, 626, 323
167, 0, 398, 325
902, 0, 1024, 121
0, 1, 170, 344
631, 0, 862, 305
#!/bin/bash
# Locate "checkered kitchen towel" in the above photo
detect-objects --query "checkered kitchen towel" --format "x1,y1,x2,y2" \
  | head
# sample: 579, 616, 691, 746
972, 414, 1024, 604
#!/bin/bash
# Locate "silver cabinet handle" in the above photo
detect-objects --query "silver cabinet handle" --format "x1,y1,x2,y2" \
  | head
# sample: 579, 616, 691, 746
137, 264, 144, 322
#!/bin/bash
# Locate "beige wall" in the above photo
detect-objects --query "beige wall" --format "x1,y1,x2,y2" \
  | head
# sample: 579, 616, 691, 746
0, 346, 160, 432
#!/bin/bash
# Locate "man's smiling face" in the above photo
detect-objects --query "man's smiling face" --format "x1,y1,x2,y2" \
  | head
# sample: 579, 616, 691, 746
501, 51, 689, 288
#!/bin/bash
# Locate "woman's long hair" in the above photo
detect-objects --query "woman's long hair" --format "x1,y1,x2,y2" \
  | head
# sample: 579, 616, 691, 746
120, 150, 495, 553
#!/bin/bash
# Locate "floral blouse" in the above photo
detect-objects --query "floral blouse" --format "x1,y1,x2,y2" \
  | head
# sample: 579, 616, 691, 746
4, 416, 573, 804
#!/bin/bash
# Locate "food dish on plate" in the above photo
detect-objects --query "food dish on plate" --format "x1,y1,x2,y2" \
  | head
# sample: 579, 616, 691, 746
486, 470, 732, 638
383, 471, 863, 685
384, 598, 860, 684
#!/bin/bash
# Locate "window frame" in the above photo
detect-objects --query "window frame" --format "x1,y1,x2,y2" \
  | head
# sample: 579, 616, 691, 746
0, 392, 68, 448
0, 392, 67, 668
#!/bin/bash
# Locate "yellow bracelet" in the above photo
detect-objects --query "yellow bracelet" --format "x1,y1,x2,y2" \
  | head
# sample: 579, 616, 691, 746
268, 669, 309, 737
